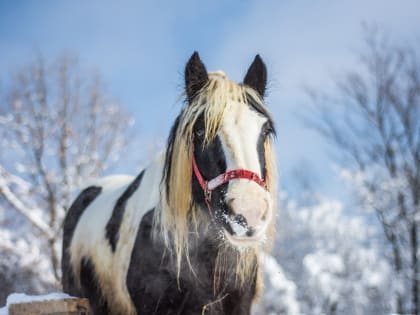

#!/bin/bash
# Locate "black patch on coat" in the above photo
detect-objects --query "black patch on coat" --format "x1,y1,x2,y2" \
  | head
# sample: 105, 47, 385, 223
163, 110, 229, 224
257, 131, 268, 182
126, 208, 258, 315
62, 186, 102, 295
256, 121, 275, 180
106, 170, 145, 252
163, 110, 230, 229
245, 95, 276, 181
80, 257, 110, 315
191, 114, 227, 203
191, 115, 233, 230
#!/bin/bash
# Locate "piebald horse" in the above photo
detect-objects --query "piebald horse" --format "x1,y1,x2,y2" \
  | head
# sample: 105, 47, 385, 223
62, 52, 277, 315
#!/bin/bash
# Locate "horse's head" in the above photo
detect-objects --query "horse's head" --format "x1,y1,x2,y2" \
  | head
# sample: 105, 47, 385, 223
182, 52, 276, 247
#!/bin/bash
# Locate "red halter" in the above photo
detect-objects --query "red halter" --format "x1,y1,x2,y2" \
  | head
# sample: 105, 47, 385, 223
191, 147, 267, 206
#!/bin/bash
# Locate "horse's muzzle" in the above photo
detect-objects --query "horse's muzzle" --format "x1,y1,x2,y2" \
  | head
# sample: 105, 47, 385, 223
222, 181, 272, 246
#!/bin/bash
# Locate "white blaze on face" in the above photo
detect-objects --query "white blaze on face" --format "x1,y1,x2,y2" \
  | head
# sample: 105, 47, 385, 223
219, 99, 272, 244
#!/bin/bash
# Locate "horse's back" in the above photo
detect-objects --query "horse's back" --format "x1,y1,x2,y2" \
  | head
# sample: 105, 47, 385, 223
62, 162, 163, 314
62, 172, 144, 314
62, 175, 134, 294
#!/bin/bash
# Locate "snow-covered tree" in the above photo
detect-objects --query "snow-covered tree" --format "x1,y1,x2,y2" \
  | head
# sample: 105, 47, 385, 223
252, 254, 301, 315
274, 193, 392, 315
305, 28, 420, 314
0, 55, 132, 301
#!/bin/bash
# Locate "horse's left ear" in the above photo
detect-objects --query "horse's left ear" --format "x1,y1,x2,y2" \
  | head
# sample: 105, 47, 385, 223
185, 52, 209, 103
243, 55, 267, 98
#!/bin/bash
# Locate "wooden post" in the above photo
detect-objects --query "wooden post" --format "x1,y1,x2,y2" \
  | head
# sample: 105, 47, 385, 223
8, 298, 91, 315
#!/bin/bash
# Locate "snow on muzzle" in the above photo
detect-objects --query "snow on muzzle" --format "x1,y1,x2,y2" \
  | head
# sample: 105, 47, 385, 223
223, 180, 272, 245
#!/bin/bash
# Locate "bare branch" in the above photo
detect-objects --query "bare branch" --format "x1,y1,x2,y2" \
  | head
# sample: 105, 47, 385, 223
0, 167, 53, 239
0, 53, 133, 280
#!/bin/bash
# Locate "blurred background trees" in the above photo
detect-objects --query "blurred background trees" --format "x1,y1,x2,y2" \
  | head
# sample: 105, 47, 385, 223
303, 28, 420, 314
0, 55, 132, 302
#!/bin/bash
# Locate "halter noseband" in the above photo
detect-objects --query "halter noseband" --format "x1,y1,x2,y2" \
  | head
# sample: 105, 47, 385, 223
191, 146, 267, 206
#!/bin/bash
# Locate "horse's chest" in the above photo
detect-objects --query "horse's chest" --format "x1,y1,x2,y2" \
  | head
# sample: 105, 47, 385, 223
125, 210, 256, 315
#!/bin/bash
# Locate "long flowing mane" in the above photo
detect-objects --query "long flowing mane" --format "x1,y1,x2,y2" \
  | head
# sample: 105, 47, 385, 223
155, 73, 277, 285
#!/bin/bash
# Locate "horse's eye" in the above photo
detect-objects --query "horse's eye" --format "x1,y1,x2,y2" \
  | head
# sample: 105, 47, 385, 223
195, 128, 205, 140
263, 125, 273, 138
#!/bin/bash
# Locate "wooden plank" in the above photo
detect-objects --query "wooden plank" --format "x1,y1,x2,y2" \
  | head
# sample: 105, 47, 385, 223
9, 298, 91, 315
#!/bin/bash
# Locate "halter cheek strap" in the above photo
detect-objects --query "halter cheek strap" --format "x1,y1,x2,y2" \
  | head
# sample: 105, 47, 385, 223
191, 148, 268, 207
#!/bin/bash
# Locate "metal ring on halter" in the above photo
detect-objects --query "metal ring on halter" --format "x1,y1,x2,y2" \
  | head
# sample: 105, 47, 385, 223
204, 186, 212, 204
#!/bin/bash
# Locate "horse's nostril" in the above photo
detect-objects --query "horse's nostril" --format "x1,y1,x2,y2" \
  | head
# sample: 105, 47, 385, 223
246, 227, 255, 237
227, 198, 235, 209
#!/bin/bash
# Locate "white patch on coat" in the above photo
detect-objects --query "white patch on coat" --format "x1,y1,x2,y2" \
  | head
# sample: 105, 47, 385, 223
69, 154, 164, 315
219, 100, 272, 242
220, 100, 266, 177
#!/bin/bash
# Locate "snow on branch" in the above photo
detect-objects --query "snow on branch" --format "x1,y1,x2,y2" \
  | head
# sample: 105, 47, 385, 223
0, 167, 53, 239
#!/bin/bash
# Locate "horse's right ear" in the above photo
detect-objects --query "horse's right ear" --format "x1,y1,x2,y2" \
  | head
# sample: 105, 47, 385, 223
185, 52, 208, 103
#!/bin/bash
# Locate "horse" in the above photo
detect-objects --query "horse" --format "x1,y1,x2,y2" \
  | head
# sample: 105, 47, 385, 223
61, 52, 277, 315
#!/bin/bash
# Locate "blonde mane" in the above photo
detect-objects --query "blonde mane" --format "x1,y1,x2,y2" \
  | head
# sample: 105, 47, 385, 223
155, 73, 277, 287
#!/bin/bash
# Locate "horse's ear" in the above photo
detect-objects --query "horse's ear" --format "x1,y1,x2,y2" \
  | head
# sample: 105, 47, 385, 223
185, 52, 209, 103
243, 55, 267, 98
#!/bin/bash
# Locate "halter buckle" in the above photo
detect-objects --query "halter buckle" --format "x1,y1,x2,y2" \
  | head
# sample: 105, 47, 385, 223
204, 185, 212, 203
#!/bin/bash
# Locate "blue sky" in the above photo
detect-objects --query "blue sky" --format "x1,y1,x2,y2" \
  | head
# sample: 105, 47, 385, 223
1, 1, 419, 200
